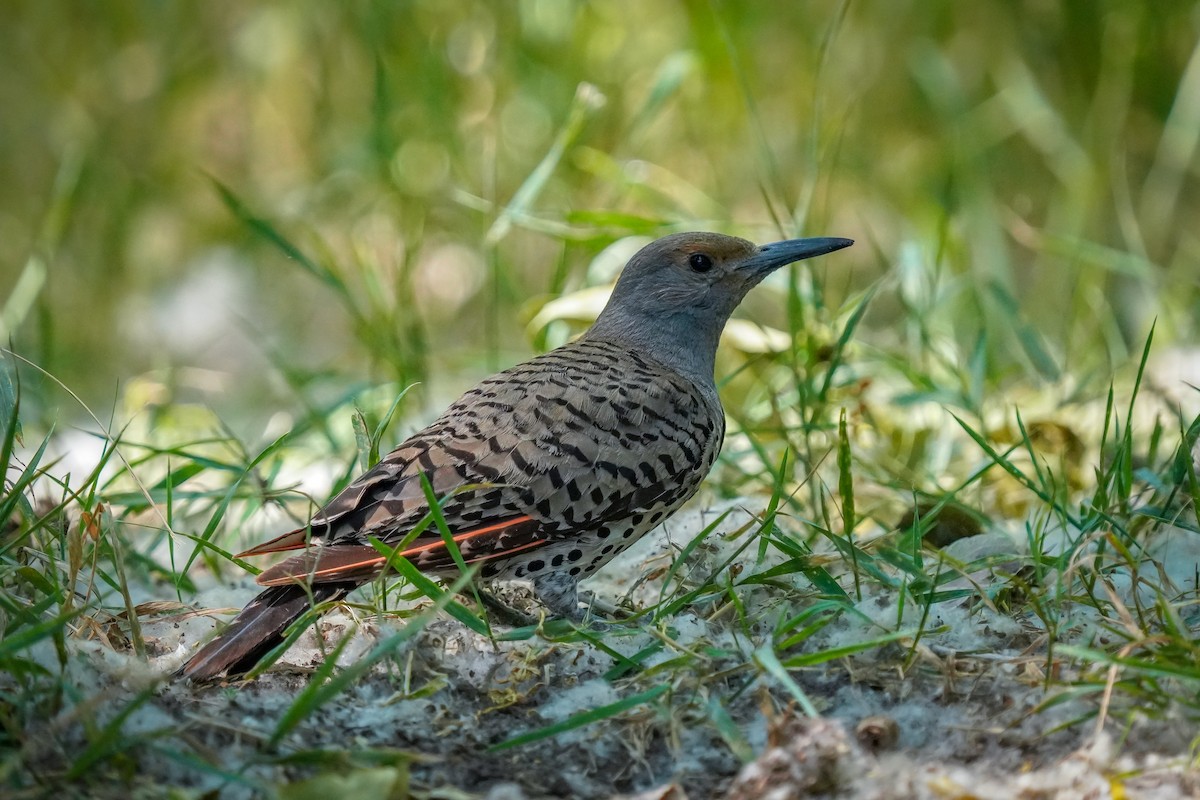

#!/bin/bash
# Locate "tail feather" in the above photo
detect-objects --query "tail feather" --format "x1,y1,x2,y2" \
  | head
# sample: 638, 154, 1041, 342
235, 526, 314, 558
178, 582, 357, 681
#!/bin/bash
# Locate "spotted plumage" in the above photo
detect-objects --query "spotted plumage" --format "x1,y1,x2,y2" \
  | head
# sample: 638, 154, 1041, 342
179, 231, 853, 681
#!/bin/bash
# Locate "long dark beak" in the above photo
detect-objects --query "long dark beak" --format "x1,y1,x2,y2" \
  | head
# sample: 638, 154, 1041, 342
740, 237, 854, 276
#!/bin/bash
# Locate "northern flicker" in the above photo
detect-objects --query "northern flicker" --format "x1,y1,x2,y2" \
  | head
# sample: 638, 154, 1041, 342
179, 231, 853, 681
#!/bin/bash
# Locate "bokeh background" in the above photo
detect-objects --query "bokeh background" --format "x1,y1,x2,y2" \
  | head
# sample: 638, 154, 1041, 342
3, 1, 1198, 429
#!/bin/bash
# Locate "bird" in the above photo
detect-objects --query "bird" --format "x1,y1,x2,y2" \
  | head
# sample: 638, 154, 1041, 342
178, 231, 853, 681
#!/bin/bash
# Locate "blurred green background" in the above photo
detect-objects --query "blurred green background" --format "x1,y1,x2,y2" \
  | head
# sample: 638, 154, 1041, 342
2, 1, 1198, 428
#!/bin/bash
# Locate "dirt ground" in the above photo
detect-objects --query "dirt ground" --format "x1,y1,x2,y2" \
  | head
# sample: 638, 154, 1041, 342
16, 504, 1200, 799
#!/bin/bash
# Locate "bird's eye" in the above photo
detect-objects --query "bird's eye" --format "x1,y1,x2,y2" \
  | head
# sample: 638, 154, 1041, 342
689, 253, 714, 273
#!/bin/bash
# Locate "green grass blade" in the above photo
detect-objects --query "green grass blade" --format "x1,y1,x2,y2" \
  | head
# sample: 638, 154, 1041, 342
269, 568, 477, 747
486, 83, 605, 245
65, 686, 158, 779
752, 644, 819, 718
372, 546, 489, 638
489, 684, 670, 752
210, 177, 346, 297
782, 628, 920, 668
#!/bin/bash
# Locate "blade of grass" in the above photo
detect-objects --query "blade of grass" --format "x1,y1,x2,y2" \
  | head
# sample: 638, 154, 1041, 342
652, 507, 733, 619
372, 548, 489, 638
269, 567, 478, 747
210, 178, 347, 298
241, 594, 362, 681
752, 644, 819, 718
65, 686, 158, 779
417, 474, 492, 637
781, 627, 921, 668
707, 694, 754, 763
485, 83, 606, 246
489, 684, 669, 751
836, 408, 860, 599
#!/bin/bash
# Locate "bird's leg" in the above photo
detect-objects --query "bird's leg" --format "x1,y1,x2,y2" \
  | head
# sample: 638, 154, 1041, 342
532, 571, 583, 620
533, 571, 626, 630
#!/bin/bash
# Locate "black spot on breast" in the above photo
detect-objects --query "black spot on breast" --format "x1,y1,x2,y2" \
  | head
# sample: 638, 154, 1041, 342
596, 526, 610, 539
528, 559, 545, 572
567, 549, 583, 562
601, 544, 614, 554
551, 554, 564, 567
569, 567, 581, 576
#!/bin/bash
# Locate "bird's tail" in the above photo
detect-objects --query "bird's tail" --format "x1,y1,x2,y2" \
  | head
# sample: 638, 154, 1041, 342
178, 582, 356, 681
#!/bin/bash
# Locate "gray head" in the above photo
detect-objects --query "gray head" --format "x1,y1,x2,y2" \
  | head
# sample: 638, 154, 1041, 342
586, 231, 853, 386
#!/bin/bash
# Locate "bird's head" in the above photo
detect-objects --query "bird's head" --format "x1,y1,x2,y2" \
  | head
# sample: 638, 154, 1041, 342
588, 232, 853, 377
602, 232, 853, 322
586, 230, 853, 383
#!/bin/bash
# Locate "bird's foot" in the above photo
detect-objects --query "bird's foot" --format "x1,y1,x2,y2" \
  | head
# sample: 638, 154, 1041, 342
577, 590, 632, 621
473, 589, 540, 628
462, 575, 624, 631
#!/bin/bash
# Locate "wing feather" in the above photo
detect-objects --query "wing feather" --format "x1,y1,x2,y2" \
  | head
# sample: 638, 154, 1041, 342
234, 339, 722, 583
255, 514, 543, 586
